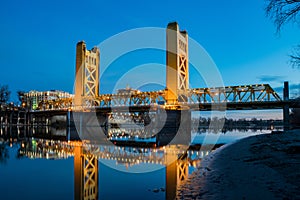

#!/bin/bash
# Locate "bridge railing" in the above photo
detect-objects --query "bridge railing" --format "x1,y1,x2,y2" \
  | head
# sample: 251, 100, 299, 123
95, 90, 166, 107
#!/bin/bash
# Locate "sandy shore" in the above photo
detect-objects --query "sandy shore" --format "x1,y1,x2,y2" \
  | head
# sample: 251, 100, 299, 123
177, 130, 300, 199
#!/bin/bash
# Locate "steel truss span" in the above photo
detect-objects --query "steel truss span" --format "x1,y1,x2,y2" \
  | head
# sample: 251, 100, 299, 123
36, 84, 283, 111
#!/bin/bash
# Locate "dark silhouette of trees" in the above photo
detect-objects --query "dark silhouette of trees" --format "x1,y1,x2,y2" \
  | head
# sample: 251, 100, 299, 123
17, 90, 25, 104
265, 0, 300, 68
291, 108, 300, 126
192, 116, 282, 133
290, 97, 300, 127
0, 85, 10, 104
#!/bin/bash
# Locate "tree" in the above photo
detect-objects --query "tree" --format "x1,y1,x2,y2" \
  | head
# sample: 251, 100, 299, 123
265, 0, 300, 67
0, 85, 10, 104
290, 45, 300, 68
17, 90, 25, 104
291, 107, 300, 127
290, 97, 300, 127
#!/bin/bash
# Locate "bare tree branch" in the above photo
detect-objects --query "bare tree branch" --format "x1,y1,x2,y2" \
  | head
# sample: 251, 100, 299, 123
265, 0, 300, 33
290, 45, 300, 68
265, 0, 300, 68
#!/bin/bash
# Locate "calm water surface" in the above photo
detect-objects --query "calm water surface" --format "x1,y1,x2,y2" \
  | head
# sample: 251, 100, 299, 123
0, 126, 273, 200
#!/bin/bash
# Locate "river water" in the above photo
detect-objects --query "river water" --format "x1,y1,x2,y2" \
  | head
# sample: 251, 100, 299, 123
0, 126, 275, 200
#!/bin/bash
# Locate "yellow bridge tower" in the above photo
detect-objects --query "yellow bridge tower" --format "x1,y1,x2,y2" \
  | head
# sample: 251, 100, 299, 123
74, 41, 100, 107
166, 22, 189, 105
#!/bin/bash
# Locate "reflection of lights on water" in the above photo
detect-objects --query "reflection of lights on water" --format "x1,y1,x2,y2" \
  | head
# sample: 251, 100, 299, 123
17, 137, 207, 172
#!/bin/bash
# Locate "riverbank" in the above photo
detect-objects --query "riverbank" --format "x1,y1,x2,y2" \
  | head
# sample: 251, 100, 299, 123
177, 130, 300, 199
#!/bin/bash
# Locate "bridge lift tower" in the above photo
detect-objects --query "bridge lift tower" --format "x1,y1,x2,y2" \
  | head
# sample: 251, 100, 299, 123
166, 22, 189, 105
74, 41, 100, 108
158, 22, 191, 146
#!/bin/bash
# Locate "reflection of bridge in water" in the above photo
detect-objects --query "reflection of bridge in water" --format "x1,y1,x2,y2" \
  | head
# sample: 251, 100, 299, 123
18, 137, 213, 200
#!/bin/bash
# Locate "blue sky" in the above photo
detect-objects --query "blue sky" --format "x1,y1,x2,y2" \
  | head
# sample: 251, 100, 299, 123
1, 0, 300, 102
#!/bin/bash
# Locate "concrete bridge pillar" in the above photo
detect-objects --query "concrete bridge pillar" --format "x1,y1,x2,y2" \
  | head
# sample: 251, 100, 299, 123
156, 109, 191, 146
68, 111, 108, 142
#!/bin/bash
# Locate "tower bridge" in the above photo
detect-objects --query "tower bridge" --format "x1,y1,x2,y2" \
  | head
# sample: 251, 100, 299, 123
32, 22, 287, 111
6, 22, 299, 200
24, 22, 300, 144
35, 22, 292, 110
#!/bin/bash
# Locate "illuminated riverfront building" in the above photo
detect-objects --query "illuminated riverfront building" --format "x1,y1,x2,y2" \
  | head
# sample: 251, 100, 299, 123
24, 90, 74, 110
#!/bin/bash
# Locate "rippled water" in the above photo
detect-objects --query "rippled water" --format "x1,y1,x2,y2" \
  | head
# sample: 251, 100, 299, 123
0, 126, 271, 200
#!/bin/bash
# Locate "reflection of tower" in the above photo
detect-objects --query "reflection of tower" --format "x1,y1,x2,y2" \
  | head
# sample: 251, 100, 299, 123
74, 41, 100, 107
74, 144, 99, 200
166, 22, 189, 104
165, 150, 189, 200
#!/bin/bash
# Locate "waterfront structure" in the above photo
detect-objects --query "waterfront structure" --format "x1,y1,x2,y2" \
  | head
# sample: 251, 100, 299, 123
74, 41, 100, 108
117, 86, 139, 95
21, 22, 300, 138
166, 22, 189, 104
23, 90, 73, 110
36, 22, 290, 113
36, 22, 285, 112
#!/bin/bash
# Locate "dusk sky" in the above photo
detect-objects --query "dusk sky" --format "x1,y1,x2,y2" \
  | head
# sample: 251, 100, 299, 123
1, 0, 300, 103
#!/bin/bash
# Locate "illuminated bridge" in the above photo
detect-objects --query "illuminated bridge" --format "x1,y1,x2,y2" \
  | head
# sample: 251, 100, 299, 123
33, 22, 295, 112
25, 22, 300, 145
38, 84, 283, 111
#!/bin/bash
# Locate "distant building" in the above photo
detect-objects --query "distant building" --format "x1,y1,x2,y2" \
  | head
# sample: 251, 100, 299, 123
23, 90, 73, 110
117, 87, 139, 95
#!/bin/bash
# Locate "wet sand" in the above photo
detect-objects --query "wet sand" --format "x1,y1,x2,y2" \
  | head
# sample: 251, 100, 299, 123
177, 130, 300, 199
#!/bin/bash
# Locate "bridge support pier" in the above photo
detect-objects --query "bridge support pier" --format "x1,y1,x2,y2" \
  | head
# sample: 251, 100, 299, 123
68, 111, 108, 142
156, 109, 191, 146
283, 81, 290, 131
